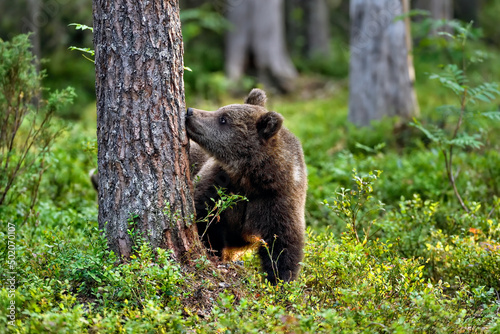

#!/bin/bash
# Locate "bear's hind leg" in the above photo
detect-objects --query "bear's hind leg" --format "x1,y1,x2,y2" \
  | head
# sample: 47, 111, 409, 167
258, 235, 302, 284
199, 220, 225, 258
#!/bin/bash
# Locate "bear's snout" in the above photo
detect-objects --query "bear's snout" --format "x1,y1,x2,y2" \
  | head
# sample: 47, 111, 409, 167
186, 107, 193, 117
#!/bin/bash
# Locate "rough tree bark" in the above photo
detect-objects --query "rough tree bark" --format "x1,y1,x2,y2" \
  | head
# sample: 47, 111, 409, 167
225, 0, 297, 93
93, 0, 201, 261
349, 0, 418, 127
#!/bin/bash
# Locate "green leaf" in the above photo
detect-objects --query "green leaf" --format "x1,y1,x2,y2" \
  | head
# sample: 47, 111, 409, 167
354, 142, 375, 153
467, 83, 500, 105
430, 66, 467, 96
448, 133, 483, 149
69, 23, 93, 32
437, 31, 456, 40
68, 46, 95, 57
482, 111, 500, 121
409, 119, 440, 143
393, 9, 430, 22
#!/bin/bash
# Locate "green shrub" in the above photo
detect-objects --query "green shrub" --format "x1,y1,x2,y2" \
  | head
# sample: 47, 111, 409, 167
323, 169, 385, 244
0, 34, 75, 224
300, 230, 497, 332
381, 194, 440, 258
3, 21, 500, 333
426, 220, 500, 290
411, 21, 500, 214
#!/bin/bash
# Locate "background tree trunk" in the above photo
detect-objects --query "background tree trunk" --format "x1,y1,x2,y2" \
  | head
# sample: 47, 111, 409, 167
284, 0, 304, 58
93, 0, 201, 261
414, 0, 454, 35
305, 0, 330, 58
26, 0, 41, 69
225, 0, 297, 93
414, 0, 454, 21
349, 0, 418, 127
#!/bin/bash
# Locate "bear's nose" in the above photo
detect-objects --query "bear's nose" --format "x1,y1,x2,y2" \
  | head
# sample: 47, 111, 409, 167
186, 107, 193, 117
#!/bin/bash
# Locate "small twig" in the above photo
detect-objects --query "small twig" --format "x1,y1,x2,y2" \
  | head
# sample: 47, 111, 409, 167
487, 203, 498, 219
351, 214, 361, 244
444, 74, 470, 213
366, 227, 382, 241
442, 149, 469, 213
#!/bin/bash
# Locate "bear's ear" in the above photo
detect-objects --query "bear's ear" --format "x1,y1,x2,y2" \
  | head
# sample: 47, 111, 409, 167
244, 88, 267, 107
257, 111, 283, 140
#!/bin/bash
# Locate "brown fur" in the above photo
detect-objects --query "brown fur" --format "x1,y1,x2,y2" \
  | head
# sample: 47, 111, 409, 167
186, 89, 307, 284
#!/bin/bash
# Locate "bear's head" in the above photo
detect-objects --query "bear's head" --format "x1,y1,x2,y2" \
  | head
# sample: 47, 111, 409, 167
186, 89, 284, 165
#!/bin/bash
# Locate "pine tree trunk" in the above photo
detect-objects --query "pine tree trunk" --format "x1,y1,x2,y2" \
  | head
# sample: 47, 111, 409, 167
225, 0, 297, 93
349, 0, 418, 127
93, 0, 201, 261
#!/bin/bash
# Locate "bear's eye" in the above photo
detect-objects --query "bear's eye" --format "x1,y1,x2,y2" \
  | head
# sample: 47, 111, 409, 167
219, 116, 227, 125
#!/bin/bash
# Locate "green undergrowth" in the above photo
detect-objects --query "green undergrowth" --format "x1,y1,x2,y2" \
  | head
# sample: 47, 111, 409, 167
2, 32, 500, 332
2, 219, 499, 332
2, 85, 499, 332
2, 89, 499, 332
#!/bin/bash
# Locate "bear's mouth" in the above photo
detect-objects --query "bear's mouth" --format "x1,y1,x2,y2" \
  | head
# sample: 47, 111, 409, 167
185, 119, 202, 137
186, 125, 202, 139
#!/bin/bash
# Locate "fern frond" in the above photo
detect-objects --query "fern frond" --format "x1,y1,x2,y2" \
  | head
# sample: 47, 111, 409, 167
447, 133, 483, 149
481, 111, 500, 121
410, 119, 446, 144
430, 64, 467, 96
467, 82, 500, 105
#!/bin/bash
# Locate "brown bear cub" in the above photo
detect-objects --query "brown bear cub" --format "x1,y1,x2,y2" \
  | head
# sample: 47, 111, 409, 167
186, 89, 307, 284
